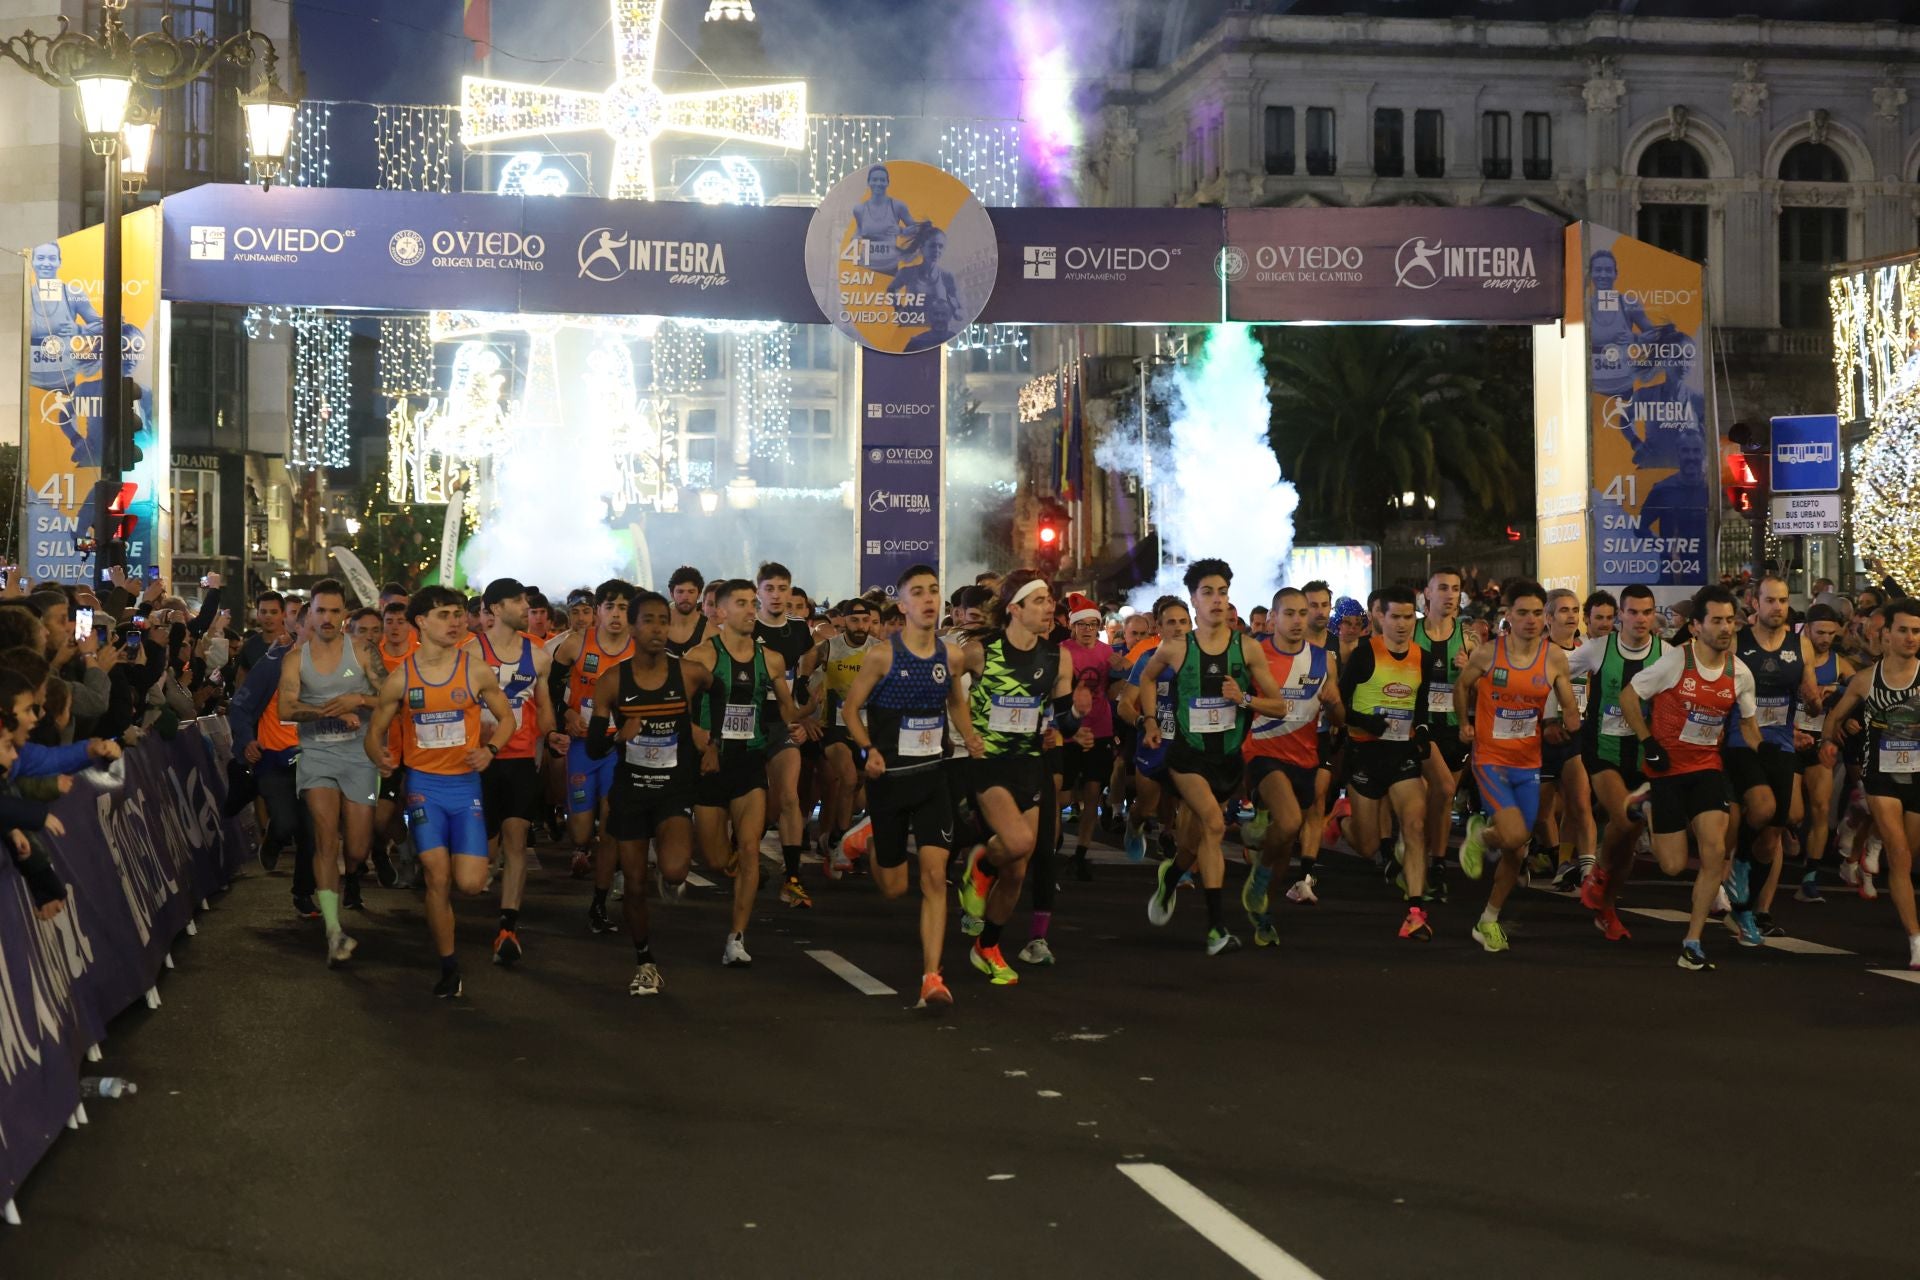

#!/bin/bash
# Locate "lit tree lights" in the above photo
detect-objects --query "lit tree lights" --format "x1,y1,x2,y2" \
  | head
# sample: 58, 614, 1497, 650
1832, 263, 1920, 584
459, 0, 805, 200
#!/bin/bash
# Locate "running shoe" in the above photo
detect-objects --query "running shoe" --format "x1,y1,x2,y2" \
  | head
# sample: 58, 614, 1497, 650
1072, 850, 1094, 883
1242, 864, 1269, 919
1908, 935, 1920, 972
1397, 906, 1433, 941
1124, 820, 1148, 863
957, 844, 990, 919
959, 912, 984, 937
326, 931, 357, 968
1838, 858, 1862, 888
1794, 873, 1824, 904
1727, 859, 1751, 907
823, 839, 852, 882
342, 874, 365, 912
588, 901, 615, 934
1253, 918, 1280, 947
569, 850, 591, 879
969, 943, 1019, 986
1677, 940, 1713, 971
433, 967, 464, 999
1861, 872, 1880, 901
1551, 860, 1583, 893
1469, 919, 1510, 953
1244, 808, 1271, 848
1284, 874, 1319, 906
629, 963, 664, 996
1756, 912, 1785, 938
492, 929, 523, 966
918, 972, 954, 1008
1578, 869, 1609, 912
1018, 938, 1056, 966
1460, 815, 1489, 881
1711, 885, 1731, 917
722, 934, 752, 967
1730, 909, 1765, 948
610, 870, 626, 901
258, 841, 281, 873
1205, 928, 1242, 956
1594, 907, 1631, 941
1147, 858, 1179, 927
1526, 849, 1553, 876
371, 842, 398, 889
1864, 835, 1884, 875
1427, 870, 1449, 904
1623, 781, 1651, 822
292, 892, 320, 920
1321, 796, 1350, 847
780, 877, 813, 909
1392, 834, 1406, 866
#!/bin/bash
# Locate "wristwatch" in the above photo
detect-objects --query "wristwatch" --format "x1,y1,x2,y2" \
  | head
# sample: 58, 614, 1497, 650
1240, 691, 1254, 710
485, 742, 501, 755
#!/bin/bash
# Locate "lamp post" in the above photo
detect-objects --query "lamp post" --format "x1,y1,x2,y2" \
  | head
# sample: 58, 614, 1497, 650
2, 0, 298, 576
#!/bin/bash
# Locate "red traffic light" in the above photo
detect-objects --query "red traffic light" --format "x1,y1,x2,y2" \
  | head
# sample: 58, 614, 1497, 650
1038, 525, 1058, 546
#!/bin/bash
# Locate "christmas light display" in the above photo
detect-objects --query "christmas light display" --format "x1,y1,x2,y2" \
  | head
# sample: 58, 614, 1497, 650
808, 115, 892, 197
939, 121, 1021, 207
245, 101, 331, 340
291, 310, 352, 471
378, 317, 435, 399
376, 104, 455, 193
458, 0, 806, 200
1018, 370, 1061, 423
496, 151, 572, 196
1833, 260, 1920, 585
586, 338, 675, 510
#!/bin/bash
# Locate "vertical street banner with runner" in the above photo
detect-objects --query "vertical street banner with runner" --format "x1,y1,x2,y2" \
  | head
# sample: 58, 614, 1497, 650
856, 349, 943, 597
22, 206, 168, 584
1582, 224, 1709, 605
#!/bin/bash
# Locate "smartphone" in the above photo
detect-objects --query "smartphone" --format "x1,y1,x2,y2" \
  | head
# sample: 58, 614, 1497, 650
74, 607, 94, 641
147, 566, 162, 581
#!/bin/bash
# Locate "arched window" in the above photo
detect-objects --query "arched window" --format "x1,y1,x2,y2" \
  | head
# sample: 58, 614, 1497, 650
1636, 141, 1709, 264
1778, 142, 1850, 327
1779, 142, 1847, 182
1638, 139, 1707, 180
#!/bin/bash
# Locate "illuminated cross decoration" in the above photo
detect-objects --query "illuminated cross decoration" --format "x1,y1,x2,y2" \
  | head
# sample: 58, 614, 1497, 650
459, 0, 807, 201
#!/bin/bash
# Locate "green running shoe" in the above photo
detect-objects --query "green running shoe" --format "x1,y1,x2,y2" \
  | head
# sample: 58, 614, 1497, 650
1460, 815, 1489, 881
1469, 918, 1509, 953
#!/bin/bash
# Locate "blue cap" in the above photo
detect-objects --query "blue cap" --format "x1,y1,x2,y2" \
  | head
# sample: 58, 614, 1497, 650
1332, 597, 1366, 623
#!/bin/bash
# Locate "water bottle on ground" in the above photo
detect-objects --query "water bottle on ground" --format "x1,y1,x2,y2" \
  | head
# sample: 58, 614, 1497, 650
79, 1077, 136, 1099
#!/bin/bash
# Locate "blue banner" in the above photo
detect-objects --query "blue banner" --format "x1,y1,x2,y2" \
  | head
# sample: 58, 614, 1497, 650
1770, 414, 1842, 493
857, 349, 943, 597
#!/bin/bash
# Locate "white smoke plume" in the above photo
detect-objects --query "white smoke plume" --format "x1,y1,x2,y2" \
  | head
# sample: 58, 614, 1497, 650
461, 421, 628, 596
1096, 325, 1298, 612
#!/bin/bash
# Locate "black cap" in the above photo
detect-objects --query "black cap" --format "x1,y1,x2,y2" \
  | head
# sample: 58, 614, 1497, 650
567, 587, 594, 607
482, 577, 527, 608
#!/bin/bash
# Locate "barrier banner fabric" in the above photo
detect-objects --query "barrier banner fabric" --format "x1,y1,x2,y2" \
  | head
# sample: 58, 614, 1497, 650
1533, 223, 1593, 599
979, 208, 1223, 324
23, 207, 168, 585
1582, 225, 1710, 601
857, 349, 943, 597
0, 720, 256, 1204
1224, 206, 1562, 324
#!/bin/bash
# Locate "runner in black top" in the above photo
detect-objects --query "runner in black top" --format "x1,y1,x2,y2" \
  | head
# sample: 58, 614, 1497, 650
664, 566, 708, 658
752, 562, 819, 907
588, 590, 714, 997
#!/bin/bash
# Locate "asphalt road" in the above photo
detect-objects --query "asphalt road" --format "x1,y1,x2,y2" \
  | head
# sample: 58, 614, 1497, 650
5, 833, 1917, 1280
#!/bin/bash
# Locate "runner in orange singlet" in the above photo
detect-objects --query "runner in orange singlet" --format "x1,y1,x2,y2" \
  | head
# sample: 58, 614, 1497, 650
545, 580, 637, 934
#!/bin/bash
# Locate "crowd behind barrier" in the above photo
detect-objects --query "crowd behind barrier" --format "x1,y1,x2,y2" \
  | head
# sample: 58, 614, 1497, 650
0, 717, 256, 1215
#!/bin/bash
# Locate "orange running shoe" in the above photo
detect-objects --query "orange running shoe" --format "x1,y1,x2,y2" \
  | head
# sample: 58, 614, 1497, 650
1397, 905, 1433, 941
1594, 907, 1632, 942
919, 972, 954, 1007
1321, 796, 1352, 847
969, 943, 1019, 985
1579, 869, 1610, 912
491, 929, 523, 966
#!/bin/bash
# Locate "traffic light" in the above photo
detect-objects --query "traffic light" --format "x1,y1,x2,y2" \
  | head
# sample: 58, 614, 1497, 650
1035, 500, 1069, 573
1723, 447, 1758, 513
1722, 423, 1769, 521
102, 481, 138, 569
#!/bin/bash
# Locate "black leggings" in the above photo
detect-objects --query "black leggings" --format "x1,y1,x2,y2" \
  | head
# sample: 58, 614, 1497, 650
1030, 765, 1059, 913
257, 766, 317, 897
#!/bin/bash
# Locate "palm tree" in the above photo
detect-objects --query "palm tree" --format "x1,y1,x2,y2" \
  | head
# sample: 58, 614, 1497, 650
1262, 327, 1528, 542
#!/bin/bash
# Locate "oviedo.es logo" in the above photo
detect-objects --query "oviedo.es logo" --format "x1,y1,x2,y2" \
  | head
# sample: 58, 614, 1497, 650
191, 224, 356, 264
1023, 244, 1181, 283
577, 228, 729, 288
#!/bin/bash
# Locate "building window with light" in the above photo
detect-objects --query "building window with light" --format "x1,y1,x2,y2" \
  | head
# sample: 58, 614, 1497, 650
1305, 108, 1336, 176
173, 466, 220, 558
1480, 112, 1511, 179
681, 407, 718, 488
1778, 141, 1849, 330
789, 325, 835, 371
1263, 106, 1295, 176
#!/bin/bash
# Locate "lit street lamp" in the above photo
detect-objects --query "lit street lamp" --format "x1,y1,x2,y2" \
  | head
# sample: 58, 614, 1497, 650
2, 0, 299, 574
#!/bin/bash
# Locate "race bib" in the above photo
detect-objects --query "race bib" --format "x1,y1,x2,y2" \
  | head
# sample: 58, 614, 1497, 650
1795, 707, 1827, 733
987, 694, 1042, 735
310, 718, 357, 744
412, 710, 466, 751
625, 732, 679, 770
1187, 696, 1236, 735
834, 703, 866, 728
1755, 697, 1789, 728
1380, 708, 1413, 742
1600, 703, 1631, 737
579, 698, 595, 718
721, 702, 758, 741
1492, 707, 1538, 741
1879, 736, 1920, 776
899, 714, 944, 758
1427, 687, 1455, 715
1574, 683, 1591, 713
1679, 708, 1726, 746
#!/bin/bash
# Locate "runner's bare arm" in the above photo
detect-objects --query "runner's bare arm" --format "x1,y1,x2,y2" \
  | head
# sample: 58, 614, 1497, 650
1453, 643, 1496, 745
840, 641, 893, 753
767, 653, 804, 724
1234, 633, 1291, 718
363, 664, 406, 770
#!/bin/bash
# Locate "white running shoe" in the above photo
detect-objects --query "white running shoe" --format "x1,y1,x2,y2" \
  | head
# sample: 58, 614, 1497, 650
630, 962, 665, 996
326, 931, 357, 968
1861, 873, 1880, 901
1018, 938, 1056, 966
1711, 886, 1731, 916
1284, 874, 1319, 905
1908, 935, 1920, 972
721, 935, 752, 967
1839, 858, 1862, 888
1865, 836, 1884, 875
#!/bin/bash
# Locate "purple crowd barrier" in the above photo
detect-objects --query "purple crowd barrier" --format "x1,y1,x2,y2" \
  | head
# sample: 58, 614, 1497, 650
0, 718, 257, 1214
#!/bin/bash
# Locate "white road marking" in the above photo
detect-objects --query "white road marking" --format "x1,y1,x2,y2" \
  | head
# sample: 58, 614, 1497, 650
1118, 1163, 1326, 1280
1621, 907, 1691, 924
803, 949, 895, 995
1869, 968, 1920, 985
1036, 1089, 1062, 1098
1764, 936, 1853, 956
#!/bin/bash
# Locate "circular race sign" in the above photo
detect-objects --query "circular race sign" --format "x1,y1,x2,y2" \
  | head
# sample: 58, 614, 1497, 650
805, 160, 997, 354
